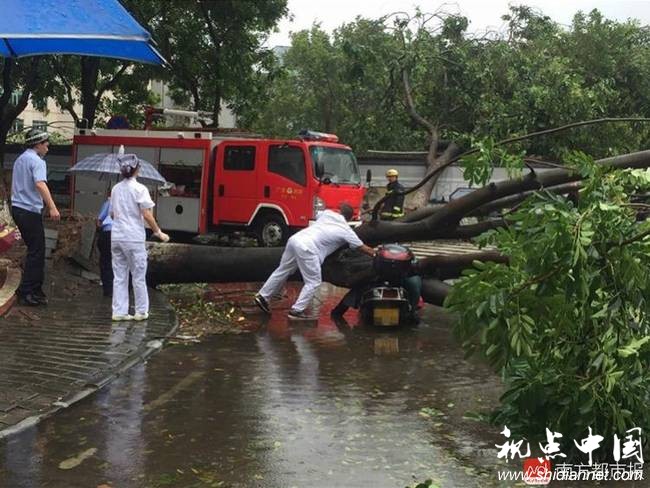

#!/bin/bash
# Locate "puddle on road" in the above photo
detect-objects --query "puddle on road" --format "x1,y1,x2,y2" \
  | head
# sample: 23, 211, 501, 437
1, 284, 514, 488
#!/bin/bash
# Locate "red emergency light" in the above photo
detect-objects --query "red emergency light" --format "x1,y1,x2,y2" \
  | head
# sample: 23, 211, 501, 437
298, 129, 339, 143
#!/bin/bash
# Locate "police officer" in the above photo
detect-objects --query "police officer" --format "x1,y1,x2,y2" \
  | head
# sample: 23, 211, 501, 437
11, 128, 60, 306
380, 168, 405, 220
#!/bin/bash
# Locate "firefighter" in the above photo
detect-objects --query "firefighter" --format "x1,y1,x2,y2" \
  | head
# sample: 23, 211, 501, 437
380, 168, 405, 220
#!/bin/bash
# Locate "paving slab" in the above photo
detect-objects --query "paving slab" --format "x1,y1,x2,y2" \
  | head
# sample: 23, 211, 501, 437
0, 260, 177, 439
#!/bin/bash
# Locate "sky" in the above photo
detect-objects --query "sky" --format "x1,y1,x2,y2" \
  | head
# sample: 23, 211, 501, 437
266, 0, 650, 46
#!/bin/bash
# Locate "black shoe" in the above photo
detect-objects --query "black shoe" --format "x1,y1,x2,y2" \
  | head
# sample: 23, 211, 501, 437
406, 312, 420, 326
103, 290, 113, 297
18, 293, 43, 306
331, 315, 350, 329
32, 289, 48, 305
254, 294, 271, 314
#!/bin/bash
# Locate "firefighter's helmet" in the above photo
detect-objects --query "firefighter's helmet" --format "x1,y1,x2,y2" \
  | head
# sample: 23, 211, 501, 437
386, 168, 399, 177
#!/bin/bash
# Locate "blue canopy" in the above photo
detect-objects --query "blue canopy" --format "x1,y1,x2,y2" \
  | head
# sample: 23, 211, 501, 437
0, 0, 166, 65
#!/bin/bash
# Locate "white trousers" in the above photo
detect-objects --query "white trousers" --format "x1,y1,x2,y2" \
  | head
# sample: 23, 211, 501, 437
259, 237, 322, 312
111, 240, 149, 316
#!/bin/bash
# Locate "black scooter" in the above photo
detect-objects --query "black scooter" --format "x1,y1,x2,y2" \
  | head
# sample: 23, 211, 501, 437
332, 244, 420, 327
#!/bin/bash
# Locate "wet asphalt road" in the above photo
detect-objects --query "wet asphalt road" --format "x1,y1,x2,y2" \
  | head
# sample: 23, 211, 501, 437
0, 284, 506, 488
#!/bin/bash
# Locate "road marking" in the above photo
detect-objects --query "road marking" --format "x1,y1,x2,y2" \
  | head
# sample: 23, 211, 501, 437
58, 447, 97, 470
143, 371, 204, 412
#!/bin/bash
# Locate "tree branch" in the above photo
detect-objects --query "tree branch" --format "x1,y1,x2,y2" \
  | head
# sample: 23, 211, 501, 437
51, 59, 79, 123
96, 62, 129, 102
395, 117, 650, 218
402, 68, 436, 135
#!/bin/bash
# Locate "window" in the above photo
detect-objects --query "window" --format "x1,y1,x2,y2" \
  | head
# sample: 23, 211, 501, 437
32, 120, 47, 131
268, 145, 306, 186
11, 118, 24, 134
224, 145, 255, 171
310, 146, 361, 184
10, 91, 22, 106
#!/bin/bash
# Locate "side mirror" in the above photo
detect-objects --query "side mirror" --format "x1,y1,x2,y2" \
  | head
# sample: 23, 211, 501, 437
315, 160, 324, 179
366, 169, 372, 184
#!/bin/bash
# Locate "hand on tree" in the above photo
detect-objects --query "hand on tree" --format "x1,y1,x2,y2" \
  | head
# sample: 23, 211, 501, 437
154, 230, 170, 243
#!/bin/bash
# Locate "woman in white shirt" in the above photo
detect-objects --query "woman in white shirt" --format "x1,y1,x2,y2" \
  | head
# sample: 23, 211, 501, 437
111, 155, 169, 321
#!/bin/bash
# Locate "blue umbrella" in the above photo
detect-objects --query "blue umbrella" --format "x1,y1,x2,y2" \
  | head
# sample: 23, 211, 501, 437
0, 0, 165, 65
69, 148, 166, 186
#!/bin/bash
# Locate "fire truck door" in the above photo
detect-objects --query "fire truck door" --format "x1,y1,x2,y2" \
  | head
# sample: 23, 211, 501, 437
214, 144, 258, 223
265, 143, 311, 225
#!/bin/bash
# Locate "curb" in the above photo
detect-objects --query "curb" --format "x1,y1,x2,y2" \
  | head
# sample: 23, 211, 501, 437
0, 260, 20, 317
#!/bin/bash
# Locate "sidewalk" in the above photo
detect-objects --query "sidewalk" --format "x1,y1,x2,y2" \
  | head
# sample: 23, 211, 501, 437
0, 260, 178, 439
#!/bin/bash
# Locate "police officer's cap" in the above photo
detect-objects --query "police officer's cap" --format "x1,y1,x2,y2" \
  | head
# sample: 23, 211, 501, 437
386, 168, 399, 177
25, 129, 49, 146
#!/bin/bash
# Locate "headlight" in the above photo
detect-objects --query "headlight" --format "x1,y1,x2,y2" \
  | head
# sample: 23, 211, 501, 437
312, 196, 326, 218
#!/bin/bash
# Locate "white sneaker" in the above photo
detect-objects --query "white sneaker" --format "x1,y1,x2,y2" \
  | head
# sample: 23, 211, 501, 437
133, 312, 149, 321
112, 314, 134, 321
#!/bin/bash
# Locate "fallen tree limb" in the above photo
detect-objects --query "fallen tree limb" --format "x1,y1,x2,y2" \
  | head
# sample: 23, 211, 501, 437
415, 251, 508, 279
379, 118, 650, 216
469, 181, 583, 217
399, 150, 650, 225
421, 278, 452, 306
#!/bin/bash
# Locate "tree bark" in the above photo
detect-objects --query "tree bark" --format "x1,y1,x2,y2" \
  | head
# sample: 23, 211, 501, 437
400, 150, 650, 224
407, 142, 463, 209
421, 278, 451, 306
80, 57, 100, 128
415, 251, 508, 279
469, 181, 583, 217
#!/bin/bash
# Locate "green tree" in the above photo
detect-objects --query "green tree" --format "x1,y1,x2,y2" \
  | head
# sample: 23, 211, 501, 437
446, 153, 650, 458
240, 21, 417, 151
44, 0, 164, 129
0, 58, 50, 191
245, 6, 650, 210
49, 54, 160, 129
142, 0, 288, 127
473, 7, 650, 158
45, 0, 288, 130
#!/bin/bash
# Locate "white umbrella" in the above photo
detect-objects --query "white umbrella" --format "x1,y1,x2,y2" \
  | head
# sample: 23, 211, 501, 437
69, 145, 166, 186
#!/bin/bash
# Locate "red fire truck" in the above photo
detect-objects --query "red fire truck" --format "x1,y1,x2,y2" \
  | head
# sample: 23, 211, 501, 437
71, 128, 365, 246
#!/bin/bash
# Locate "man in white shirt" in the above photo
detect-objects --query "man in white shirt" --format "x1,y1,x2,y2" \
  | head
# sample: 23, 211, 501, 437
10, 129, 60, 306
255, 202, 375, 319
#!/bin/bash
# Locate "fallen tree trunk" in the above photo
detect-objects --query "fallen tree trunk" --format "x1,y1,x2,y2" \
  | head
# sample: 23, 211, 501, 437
147, 243, 284, 286
147, 242, 497, 307
147, 243, 375, 289
147, 149, 650, 307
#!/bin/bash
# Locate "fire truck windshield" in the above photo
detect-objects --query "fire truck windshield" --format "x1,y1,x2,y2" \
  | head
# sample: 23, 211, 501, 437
310, 146, 361, 185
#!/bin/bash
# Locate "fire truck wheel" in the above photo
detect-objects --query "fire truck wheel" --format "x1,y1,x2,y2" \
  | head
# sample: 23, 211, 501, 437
255, 214, 288, 247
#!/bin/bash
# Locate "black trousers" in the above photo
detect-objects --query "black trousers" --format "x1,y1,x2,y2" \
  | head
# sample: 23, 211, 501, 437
96, 230, 113, 295
11, 206, 45, 296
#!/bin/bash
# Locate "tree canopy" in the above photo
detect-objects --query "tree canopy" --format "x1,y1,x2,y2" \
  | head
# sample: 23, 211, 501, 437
29, 0, 289, 131
242, 7, 650, 160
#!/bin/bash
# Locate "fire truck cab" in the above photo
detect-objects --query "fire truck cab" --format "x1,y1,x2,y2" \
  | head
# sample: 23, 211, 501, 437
71, 128, 365, 246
